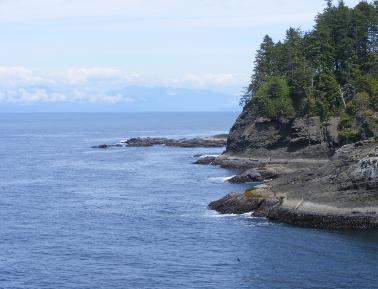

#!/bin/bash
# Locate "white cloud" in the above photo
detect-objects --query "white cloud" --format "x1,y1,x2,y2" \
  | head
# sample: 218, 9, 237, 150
64, 67, 123, 84
0, 67, 49, 86
0, 67, 32, 77
183, 73, 249, 87
0, 67, 246, 103
0, 87, 67, 103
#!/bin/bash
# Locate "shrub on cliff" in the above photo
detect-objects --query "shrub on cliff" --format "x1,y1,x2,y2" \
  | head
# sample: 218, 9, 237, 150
338, 128, 362, 144
252, 77, 295, 118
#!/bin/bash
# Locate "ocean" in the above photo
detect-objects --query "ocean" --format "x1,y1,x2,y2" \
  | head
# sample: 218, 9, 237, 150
0, 112, 377, 289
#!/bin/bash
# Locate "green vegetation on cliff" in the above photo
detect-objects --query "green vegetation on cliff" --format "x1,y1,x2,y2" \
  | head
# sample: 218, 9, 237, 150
241, 0, 378, 126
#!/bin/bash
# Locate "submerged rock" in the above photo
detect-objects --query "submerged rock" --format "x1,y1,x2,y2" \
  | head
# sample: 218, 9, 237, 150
92, 144, 122, 149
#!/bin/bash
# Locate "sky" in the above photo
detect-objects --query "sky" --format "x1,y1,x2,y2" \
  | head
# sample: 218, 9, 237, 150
0, 0, 363, 111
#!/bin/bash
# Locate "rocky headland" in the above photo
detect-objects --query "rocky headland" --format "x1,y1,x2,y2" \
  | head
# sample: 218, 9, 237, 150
196, 0, 378, 230
92, 106, 378, 230
203, 104, 378, 230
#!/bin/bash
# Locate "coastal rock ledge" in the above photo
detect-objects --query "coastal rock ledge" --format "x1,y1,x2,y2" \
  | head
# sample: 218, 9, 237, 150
208, 189, 378, 230
208, 139, 378, 230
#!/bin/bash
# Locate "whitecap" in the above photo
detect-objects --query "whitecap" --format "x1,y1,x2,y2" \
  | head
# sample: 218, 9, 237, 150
204, 211, 265, 221
208, 175, 236, 183
199, 154, 219, 158
204, 210, 240, 218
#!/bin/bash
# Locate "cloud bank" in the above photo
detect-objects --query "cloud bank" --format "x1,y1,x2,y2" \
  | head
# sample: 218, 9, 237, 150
0, 67, 246, 110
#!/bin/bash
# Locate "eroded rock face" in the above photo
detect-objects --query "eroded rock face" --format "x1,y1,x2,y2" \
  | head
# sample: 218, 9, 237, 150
349, 152, 378, 190
265, 206, 378, 230
227, 165, 292, 184
208, 191, 279, 214
226, 103, 341, 158
209, 189, 378, 230
228, 169, 262, 184
193, 156, 217, 165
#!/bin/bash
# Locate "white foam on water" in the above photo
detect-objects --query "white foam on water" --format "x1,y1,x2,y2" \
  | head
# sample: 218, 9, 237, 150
204, 210, 240, 218
241, 212, 254, 218
199, 154, 219, 158
204, 210, 265, 221
208, 175, 236, 183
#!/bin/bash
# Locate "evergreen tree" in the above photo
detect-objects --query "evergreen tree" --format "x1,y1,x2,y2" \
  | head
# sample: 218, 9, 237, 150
241, 0, 377, 126
240, 35, 279, 106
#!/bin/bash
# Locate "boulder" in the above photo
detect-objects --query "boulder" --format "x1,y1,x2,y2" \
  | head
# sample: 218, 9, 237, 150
228, 169, 262, 183
193, 156, 217, 165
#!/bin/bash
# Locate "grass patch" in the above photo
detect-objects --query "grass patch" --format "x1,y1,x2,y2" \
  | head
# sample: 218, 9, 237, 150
244, 189, 257, 198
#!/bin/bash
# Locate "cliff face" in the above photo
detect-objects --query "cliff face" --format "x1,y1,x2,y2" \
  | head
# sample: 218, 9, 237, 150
226, 103, 377, 158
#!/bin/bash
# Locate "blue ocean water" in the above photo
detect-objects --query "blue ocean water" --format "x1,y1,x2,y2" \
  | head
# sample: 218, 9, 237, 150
0, 112, 377, 289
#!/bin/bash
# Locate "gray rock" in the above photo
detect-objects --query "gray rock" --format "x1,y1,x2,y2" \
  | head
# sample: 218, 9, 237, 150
228, 169, 262, 183
209, 139, 378, 229
193, 156, 217, 165
349, 153, 378, 190
265, 206, 378, 230
226, 104, 341, 158
212, 157, 260, 170
93, 135, 228, 149
126, 136, 227, 148
208, 192, 268, 214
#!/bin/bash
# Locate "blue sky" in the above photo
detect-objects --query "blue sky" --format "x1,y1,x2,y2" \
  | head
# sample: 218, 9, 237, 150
0, 0, 362, 111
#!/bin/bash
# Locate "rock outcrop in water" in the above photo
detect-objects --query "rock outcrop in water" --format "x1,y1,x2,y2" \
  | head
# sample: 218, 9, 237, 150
92, 134, 228, 149
125, 135, 227, 148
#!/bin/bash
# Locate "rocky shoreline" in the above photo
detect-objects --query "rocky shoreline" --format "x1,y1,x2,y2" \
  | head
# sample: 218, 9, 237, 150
201, 138, 378, 230
93, 130, 378, 230
188, 99, 378, 230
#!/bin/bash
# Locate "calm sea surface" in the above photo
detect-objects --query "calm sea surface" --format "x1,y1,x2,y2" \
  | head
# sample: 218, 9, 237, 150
0, 112, 377, 289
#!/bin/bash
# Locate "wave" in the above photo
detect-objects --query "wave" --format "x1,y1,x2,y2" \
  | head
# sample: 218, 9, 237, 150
198, 154, 219, 158
204, 210, 241, 218
205, 210, 260, 219
208, 175, 236, 183
204, 210, 272, 227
